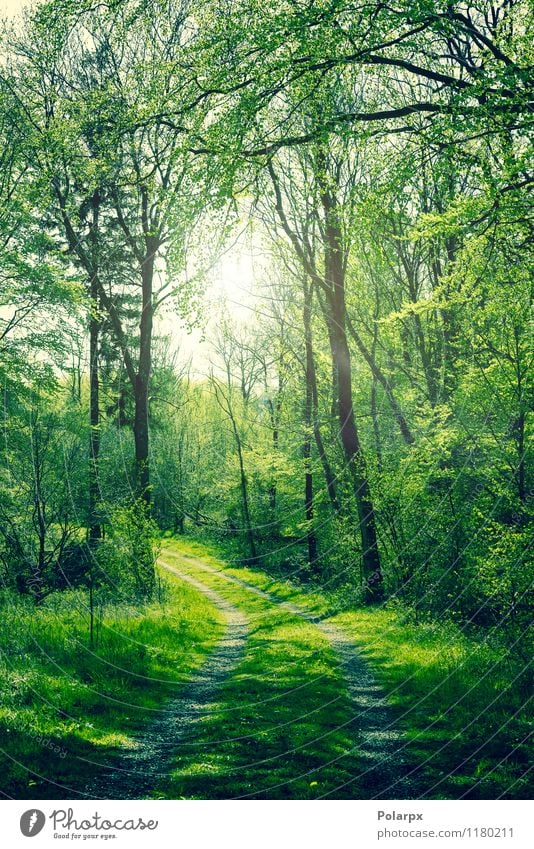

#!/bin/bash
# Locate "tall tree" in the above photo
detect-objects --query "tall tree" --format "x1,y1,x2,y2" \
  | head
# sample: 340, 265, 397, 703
265, 145, 384, 600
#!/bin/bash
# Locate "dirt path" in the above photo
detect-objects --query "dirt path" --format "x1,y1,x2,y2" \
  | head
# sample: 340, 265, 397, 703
86, 549, 415, 799
168, 552, 416, 799
85, 565, 249, 799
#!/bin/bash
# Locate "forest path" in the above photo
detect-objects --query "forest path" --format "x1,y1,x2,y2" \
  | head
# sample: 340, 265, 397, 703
155, 544, 416, 799
87, 542, 415, 799
179, 553, 414, 798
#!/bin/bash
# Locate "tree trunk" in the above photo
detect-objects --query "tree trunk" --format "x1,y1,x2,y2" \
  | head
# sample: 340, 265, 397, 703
370, 374, 382, 474
134, 374, 150, 501
346, 314, 415, 446
324, 302, 339, 425
370, 293, 382, 470
234, 423, 256, 562
267, 396, 280, 512
513, 326, 527, 504
88, 189, 101, 542
135, 232, 156, 504
304, 434, 317, 568
303, 280, 319, 568
515, 410, 526, 503
441, 228, 460, 401
321, 190, 383, 601
215, 377, 257, 563
31, 429, 46, 604
88, 277, 101, 542
306, 284, 340, 512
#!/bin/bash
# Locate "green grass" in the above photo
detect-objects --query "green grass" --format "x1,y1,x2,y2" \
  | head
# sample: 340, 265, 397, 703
333, 608, 532, 799
159, 544, 361, 799
162, 537, 533, 800
0, 570, 224, 799
2, 534, 531, 800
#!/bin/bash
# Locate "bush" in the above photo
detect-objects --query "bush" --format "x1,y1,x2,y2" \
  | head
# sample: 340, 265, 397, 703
95, 500, 160, 602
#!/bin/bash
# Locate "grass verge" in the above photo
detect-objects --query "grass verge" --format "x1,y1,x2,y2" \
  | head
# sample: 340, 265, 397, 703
0, 569, 224, 799
333, 607, 532, 799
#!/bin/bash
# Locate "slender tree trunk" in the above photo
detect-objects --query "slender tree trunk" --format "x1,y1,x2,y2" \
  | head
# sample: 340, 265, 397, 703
303, 433, 317, 568
303, 280, 318, 568
346, 313, 415, 446
428, 230, 460, 404
214, 376, 257, 563
370, 292, 382, 470
315, 285, 339, 426
513, 326, 527, 504
312, 392, 340, 512
441, 220, 460, 401
233, 419, 256, 562
399, 246, 439, 406
88, 278, 101, 541
134, 373, 150, 502
321, 190, 383, 601
268, 393, 280, 512
88, 193, 101, 541
324, 303, 339, 425
515, 410, 526, 504
89, 581, 95, 647
370, 376, 382, 474
134, 230, 156, 505
31, 429, 46, 604
307, 285, 340, 512
175, 438, 186, 533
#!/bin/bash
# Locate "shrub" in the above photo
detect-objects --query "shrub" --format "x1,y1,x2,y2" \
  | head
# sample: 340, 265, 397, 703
95, 500, 160, 602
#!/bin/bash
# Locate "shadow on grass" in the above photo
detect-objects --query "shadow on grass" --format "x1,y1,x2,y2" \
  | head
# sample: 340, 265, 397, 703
333, 611, 533, 800
0, 574, 224, 799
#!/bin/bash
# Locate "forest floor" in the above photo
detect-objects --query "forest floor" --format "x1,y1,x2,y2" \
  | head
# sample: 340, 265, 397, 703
1, 538, 531, 799
86, 543, 417, 800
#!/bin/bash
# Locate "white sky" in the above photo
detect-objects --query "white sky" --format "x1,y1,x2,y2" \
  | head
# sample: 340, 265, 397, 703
1, 0, 27, 17
159, 243, 266, 378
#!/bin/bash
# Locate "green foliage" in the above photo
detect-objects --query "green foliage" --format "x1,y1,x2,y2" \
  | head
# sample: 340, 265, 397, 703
0, 0, 531, 801
96, 501, 160, 600
0, 393, 86, 600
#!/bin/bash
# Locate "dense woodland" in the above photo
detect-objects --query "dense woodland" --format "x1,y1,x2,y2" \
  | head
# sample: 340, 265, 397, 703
0, 0, 532, 800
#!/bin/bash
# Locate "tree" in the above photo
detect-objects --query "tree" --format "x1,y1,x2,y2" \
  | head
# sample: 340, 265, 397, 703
3, 0, 219, 509
210, 323, 259, 562
191, 1, 533, 158
264, 145, 384, 600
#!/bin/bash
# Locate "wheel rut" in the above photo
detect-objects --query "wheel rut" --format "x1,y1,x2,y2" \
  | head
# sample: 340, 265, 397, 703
85, 564, 249, 800
172, 552, 417, 799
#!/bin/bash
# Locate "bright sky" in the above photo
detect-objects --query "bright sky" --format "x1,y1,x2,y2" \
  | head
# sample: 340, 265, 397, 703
159, 245, 265, 378
1, 0, 27, 17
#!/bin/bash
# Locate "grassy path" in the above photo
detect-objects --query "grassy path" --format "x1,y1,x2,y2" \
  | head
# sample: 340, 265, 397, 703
135, 541, 415, 800
3, 537, 529, 799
